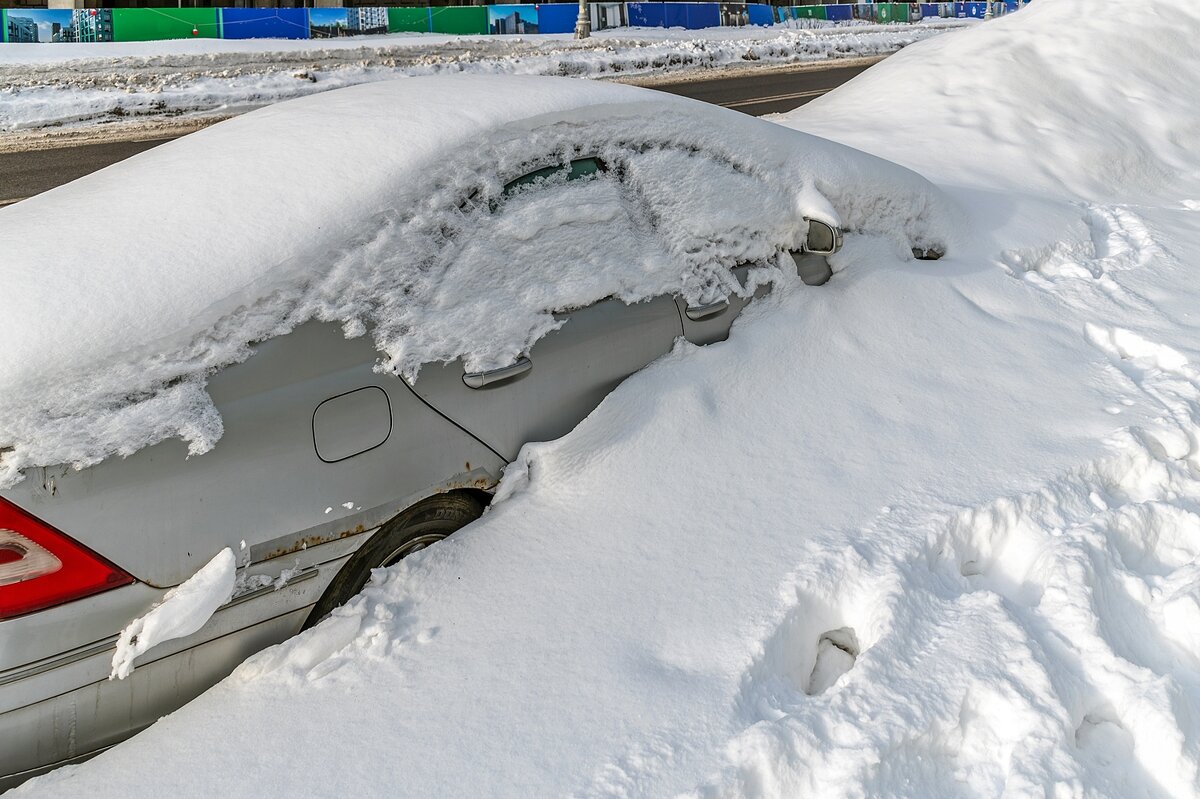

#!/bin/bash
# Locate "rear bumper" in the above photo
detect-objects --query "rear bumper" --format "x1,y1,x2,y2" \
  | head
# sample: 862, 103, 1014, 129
0, 548, 350, 792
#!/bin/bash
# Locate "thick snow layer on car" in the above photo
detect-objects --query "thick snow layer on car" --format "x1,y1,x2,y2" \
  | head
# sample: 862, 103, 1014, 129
0, 21, 966, 133
0, 75, 952, 488
15, 1, 1200, 797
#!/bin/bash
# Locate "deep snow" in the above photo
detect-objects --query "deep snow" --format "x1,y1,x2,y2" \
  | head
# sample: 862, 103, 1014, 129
14, 0, 1200, 797
0, 21, 965, 133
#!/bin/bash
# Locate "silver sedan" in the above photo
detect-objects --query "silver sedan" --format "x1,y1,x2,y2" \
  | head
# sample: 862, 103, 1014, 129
0, 73, 942, 789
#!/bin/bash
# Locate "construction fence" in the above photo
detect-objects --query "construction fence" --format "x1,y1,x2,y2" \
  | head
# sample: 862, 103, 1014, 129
1, 3, 1020, 44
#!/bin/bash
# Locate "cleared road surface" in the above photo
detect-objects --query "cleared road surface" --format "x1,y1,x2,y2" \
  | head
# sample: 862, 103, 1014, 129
649, 62, 871, 115
0, 62, 872, 205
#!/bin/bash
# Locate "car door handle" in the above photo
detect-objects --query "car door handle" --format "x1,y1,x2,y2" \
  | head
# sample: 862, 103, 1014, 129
462, 357, 533, 390
685, 299, 730, 321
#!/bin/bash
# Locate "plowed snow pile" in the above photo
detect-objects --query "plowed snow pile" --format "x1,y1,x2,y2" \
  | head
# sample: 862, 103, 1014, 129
17, 1, 1200, 797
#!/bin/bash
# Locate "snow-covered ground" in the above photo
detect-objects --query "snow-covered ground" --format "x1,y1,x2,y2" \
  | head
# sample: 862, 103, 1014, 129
0, 20, 964, 133
14, 0, 1200, 796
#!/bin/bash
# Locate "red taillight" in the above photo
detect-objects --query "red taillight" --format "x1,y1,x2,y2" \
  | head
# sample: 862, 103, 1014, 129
0, 498, 134, 620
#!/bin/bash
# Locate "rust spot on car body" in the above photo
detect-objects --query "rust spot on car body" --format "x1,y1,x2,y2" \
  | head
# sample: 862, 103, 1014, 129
258, 481, 494, 563
445, 476, 495, 492
262, 524, 366, 560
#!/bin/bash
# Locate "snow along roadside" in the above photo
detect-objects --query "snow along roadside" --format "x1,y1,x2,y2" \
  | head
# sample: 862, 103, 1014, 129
0, 56, 886, 155
0, 21, 966, 136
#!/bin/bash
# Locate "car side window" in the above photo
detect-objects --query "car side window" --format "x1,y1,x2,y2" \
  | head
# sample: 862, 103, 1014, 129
502, 157, 605, 197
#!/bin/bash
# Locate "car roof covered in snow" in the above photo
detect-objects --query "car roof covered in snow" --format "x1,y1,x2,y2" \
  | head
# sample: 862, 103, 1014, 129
0, 75, 953, 486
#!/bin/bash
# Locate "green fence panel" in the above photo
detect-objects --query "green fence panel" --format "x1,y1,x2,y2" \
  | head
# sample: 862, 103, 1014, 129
876, 3, 911, 22
429, 6, 488, 35
388, 7, 431, 33
791, 5, 828, 20
112, 8, 220, 42
1, 11, 6, 44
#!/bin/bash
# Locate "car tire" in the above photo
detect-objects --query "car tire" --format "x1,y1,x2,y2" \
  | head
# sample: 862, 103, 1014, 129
302, 492, 485, 629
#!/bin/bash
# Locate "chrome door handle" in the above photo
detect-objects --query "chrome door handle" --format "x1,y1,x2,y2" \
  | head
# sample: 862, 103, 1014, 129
685, 299, 730, 321
462, 357, 532, 390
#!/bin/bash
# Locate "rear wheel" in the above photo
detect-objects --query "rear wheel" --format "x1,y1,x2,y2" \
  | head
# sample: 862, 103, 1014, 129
302, 492, 485, 629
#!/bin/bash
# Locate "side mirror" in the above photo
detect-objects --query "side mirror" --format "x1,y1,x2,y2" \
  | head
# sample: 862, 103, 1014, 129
790, 251, 832, 286
803, 218, 842, 255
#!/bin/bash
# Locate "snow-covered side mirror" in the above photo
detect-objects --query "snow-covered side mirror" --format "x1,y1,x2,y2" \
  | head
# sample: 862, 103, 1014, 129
789, 217, 841, 286
803, 218, 842, 256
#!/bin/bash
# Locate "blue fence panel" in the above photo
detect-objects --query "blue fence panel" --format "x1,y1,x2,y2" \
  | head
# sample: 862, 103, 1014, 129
626, 2, 666, 27
686, 3, 720, 28
956, 2, 986, 17
662, 2, 687, 27
746, 3, 774, 25
219, 8, 309, 40
825, 5, 853, 21
536, 3, 577, 33
919, 3, 941, 17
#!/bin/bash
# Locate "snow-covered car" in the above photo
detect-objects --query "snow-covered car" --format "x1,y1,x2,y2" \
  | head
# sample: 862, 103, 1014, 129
0, 75, 946, 788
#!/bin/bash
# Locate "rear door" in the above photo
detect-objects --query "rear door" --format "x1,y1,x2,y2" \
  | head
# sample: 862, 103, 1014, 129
407, 154, 686, 459
409, 295, 682, 461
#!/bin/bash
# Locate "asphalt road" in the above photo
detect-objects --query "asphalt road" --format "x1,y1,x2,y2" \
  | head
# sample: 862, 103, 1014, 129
650, 61, 872, 115
0, 138, 172, 207
0, 62, 872, 206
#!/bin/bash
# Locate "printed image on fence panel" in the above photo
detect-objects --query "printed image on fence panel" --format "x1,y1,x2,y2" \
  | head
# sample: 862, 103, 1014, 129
6, 9, 101, 43
590, 2, 627, 30
309, 8, 387, 38
488, 5, 539, 35
220, 9, 309, 40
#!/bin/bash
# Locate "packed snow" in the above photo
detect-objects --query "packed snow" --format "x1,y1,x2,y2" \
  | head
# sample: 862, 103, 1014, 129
0, 21, 965, 133
109, 548, 234, 681
0, 75, 951, 489
14, 0, 1200, 796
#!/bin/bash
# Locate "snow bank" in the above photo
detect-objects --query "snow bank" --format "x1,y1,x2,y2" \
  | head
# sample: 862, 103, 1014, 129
110, 548, 235, 680
0, 22, 965, 132
0, 75, 952, 489
785, 1, 1200, 204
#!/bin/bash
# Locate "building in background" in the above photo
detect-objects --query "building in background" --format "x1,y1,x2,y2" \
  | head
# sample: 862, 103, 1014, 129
347, 7, 387, 33
6, 15, 39, 43
490, 7, 538, 34
64, 9, 114, 42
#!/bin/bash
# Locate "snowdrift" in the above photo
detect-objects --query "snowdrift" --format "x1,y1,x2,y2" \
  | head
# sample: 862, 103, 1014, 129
790, 0, 1200, 204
